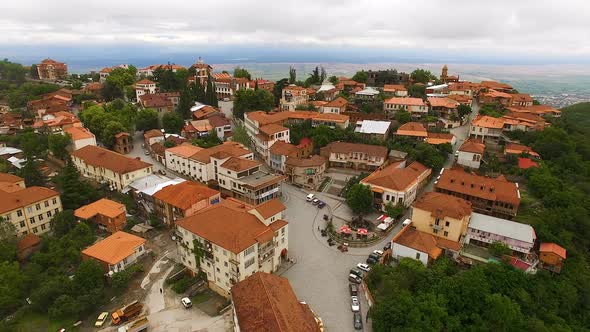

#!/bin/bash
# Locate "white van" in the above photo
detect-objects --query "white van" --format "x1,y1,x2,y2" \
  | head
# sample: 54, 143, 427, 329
402, 218, 412, 226
306, 193, 315, 202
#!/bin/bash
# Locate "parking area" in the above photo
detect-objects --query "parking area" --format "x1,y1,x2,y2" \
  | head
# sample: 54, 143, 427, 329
281, 183, 395, 332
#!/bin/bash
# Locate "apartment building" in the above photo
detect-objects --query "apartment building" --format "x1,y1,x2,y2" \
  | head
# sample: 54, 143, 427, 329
0, 174, 62, 237
231, 272, 322, 332
71, 145, 153, 191
428, 97, 461, 128
320, 142, 388, 170
82, 231, 146, 273
285, 155, 327, 190
36, 58, 68, 80
457, 139, 486, 169
186, 142, 254, 183
360, 161, 431, 209
217, 157, 285, 205
469, 115, 505, 144
252, 124, 291, 161
434, 168, 520, 219
411, 192, 472, 243
310, 113, 350, 129
268, 141, 301, 173
383, 97, 427, 118
280, 85, 309, 111
176, 198, 288, 297
153, 181, 220, 225
165, 144, 203, 176
135, 79, 157, 100
74, 198, 127, 233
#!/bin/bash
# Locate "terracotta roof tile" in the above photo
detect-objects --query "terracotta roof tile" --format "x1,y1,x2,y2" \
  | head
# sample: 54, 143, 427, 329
153, 181, 219, 210
435, 168, 520, 206
253, 199, 286, 220
285, 155, 326, 168
189, 142, 251, 164
259, 124, 289, 136
18, 233, 41, 251
393, 226, 442, 259
0, 186, 60, 214
362, 161, 431, 191
231, 272, 320, 332
176, 201, 288, 254
471, 115, 505, 129
428, 97, 460, 109
540, 242, 566, 259
384, 97, 425, 106
82, 231, 146, 265
426, 133, 455, 145
518, 157, 539, 169
504, 143, 539, 158
312, 113, 349, 123
413, 192, 472, 220
220, 157, 260, 172
166, 144, 203, 158
75, 198, 126, 219
322, 96, 348, 108
481, 81, 513, 90
383, 84, 406, 92
136, 79, 155, 85
269, 141, 299, 157
144, 129, 164, 139
64, 126, 95, 141
321, 142, 388, 158
0, 173, 23, 185
71, 145, 152, 174
396, 122, 427, 137
459, 139, 485, 154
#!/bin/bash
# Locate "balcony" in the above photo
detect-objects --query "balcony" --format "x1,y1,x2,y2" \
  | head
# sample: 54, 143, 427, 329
431, 224, 443, 231
229, 258, 240, 265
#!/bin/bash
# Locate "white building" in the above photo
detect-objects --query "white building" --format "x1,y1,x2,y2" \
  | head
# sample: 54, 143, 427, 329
164, 144, 203, 176
465, 213, 536, 255
457, 140, 485, 169
135, 79, 157, 100
64, 126, 97, 151
383, 97, 427, 117
176, 198, 289, 297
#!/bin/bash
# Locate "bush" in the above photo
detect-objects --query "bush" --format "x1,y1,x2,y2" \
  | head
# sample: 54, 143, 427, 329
111, 264, 144, 291
171, 276, 195, 294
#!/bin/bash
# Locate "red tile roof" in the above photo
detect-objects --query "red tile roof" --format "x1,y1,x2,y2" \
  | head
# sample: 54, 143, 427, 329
75, 198, 126, 219
322, 96, 348, 108
540, 242, 566, 259
231, 272, 321, 332
459, 139, 485, 154
518, 157, 539, 169
71, 145, 152, 174
0, 186, 60, 214
396, 122, 427, 137
413, 192, 472, 220
362, 161, 431, 191
153, 181, 219, 211
384, 97, 425, 106
82, 231, 146, 265
253, 199, 286, 220
220, 157, 260, 172
321, 142, 388, 158
17, 233, 41, 251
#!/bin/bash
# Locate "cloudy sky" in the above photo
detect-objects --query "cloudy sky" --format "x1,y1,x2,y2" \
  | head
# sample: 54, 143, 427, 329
1, 0, 589, 62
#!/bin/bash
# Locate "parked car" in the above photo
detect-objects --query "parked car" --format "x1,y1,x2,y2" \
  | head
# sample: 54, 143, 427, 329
312, 198, 320, 205
373, 250, 384, 257
357, 263, 371, 272
144, 150, 150, 155
306, 194, 315, 202
383, 242, 392, 251
94, 312, 109, 327
402, 218, 412, 226
317, 200, 326, 208
350, 268, 363, 278
349, 283, 358, 296
348, 274, 362, 284
353, 312, 363, 330
366, 256, 377, 265
181, 297, 192, 308
351, 296, 360, 312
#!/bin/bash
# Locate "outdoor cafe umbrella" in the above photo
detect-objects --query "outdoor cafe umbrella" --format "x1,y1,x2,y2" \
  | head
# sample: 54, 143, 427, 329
357, 228, 368, 235
339, 225, 352, 234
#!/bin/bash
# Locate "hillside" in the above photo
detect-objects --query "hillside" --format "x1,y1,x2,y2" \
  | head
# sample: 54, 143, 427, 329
561, 102, 590, 134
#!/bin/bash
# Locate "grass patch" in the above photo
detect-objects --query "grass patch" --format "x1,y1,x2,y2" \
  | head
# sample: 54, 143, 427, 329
191, 290, 213, 304
12, 312, 80, 332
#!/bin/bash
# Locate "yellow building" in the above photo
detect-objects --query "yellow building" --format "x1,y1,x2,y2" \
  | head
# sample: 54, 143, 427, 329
411, 192, 472, 243
0, 173, 63, 237
71, 145, 153, 191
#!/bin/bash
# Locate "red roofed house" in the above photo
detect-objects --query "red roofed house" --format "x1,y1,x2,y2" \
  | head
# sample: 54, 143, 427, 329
82, 231, 146, 273
510, 93, 534, 107
139, 93, 176, 125
457, 139, 485, 169
518, 157, 539, 170
361, 161, 432, 209
383, 84, 408, 97
539, 243, 567, 273
17, 233, 42, 261
135, 79, 157, 100
391, 224, 461, 266
153, 181, 221, 225
469, 115, 505, 144
175, 198, 288, 297
231, 272, 322, 332
479, 89, 513, 106
113, 132, 132, 154
320, 141, 388, 171
383, 97, 427, 118
280, 85, 309, 111
395, 122, 428, 140
320, 96, 349, 114
75, 198, 127, 233
428, 97, 461, 128
37, 58, 68, 80
64, 126, 97, 151
504, 143, 540, 159
411, 192, 472, 243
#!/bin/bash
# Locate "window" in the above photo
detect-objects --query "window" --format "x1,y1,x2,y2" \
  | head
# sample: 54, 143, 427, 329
44, 201, 49, 207
244, 245, 255, 256
433, 229, 439, 234
245, 257, 256, 269
224, 262, 228, 267
415, 253, 421, 260
19, 221, 25, 228
55, 208, 59, 214
123, 258, 128, 264
30, 217, 35, 224
35, 204, 41, 210
47, 211, 52, 218
27, 207, 33, 213
435, 219, 440, 226
52, 198, 57, 205
38, 215, 44, 221
444, 231, 449, 237
33, 227, 38, 234
445, 221, 450, 227
41, 224, 46, 230
281, 228, 285, 235
16, 210, 23, 217
216, 268, 220, 273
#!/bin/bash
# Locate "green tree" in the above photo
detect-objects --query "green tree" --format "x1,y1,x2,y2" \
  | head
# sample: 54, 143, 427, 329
29, 64, 39, 79
234, 67, 252, 80
192, 130, 222, 148
18, 159, 45, 187
346, 183, 373, 216
457, 104, 472, 118
410, 69, 436, 84
352, 71, 368, 83
50, 210, 77, 237
489, 241, 512, 257
231, 122, 252, 149
73, 260, 104, 292
55, 161, 99, 210
101, 121, 128, 148
0, 261, 26, 316
272, 78, 289, 106
289, 66, 297, 84
101, 81, 123, 101
135, 108, 159, 131
233, 89, 274, 119
408, 84, 426, 99
0, 218, 17, 262
394, 109, 412, 124
177, 86, 194, 119
48, 133, 72, 160
162, 112, 184, 134
328, 75, 339, 85
384, 202, 404, 219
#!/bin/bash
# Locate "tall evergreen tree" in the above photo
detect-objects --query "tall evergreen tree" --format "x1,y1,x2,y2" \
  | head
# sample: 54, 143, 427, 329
55, 160, 100, 210
178, 86, 194, 119
18, 159, 45, 187
289, 66, 296, 84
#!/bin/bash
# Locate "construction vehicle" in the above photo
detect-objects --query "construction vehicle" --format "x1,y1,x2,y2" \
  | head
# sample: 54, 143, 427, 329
117, 315, 149, 332
111, 301, 143, 325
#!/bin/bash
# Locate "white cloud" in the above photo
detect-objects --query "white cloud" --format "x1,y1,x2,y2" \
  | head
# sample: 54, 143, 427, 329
1, 0, 589, 56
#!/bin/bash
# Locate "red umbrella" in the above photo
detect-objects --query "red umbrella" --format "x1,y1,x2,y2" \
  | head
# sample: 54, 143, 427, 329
339, 225, 352, 234
357, 228, 368, 235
